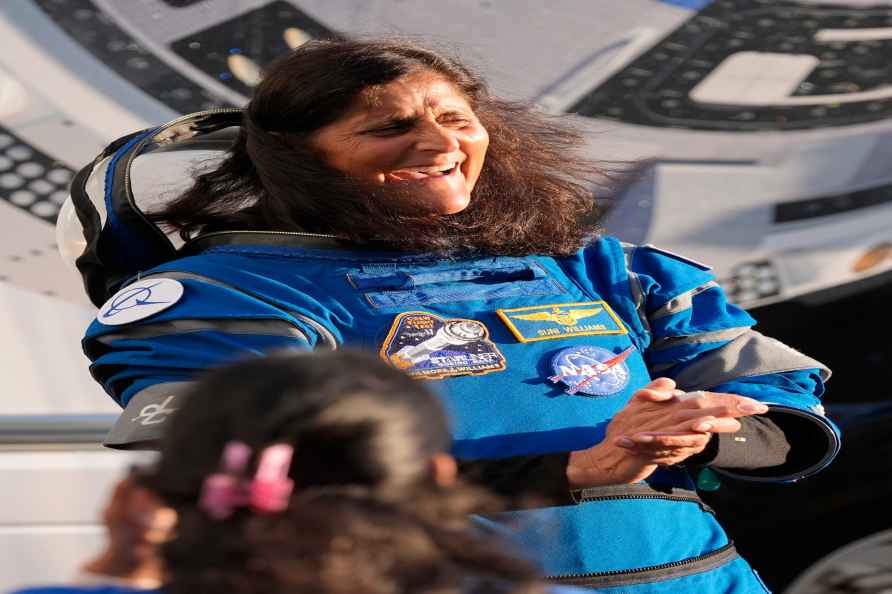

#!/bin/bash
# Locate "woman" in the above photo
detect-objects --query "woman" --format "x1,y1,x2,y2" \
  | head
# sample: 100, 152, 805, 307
14, 350, 590, 594
79, 38, 839, 591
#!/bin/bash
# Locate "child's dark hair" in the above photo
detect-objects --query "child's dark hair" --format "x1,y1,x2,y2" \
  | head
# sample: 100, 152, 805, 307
147, 350, 542, 594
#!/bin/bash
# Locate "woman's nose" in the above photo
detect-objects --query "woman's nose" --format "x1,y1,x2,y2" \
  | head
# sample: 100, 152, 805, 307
415, 122, 460, 153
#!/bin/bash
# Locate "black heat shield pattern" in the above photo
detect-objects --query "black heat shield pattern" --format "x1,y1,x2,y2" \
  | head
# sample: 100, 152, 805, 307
33, 0, 232, 114
169, 1, 338, 97
570, 0, 892, 131
0, 126, 74, 224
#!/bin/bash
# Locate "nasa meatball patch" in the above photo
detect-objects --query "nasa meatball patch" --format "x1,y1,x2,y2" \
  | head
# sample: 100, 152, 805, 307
380, 312, 506, 380
549, 345, 633, 396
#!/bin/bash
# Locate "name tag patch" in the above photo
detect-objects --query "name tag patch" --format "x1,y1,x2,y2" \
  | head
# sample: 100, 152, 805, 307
496, 301, 627, 343
380, 312, 506, 380
549, 346, 633, 396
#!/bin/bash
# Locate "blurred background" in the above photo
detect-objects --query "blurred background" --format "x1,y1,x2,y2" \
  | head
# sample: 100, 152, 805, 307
0, 0, 890, 591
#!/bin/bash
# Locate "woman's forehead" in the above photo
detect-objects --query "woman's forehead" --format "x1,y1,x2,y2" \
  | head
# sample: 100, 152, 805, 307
350, 72, 472, 119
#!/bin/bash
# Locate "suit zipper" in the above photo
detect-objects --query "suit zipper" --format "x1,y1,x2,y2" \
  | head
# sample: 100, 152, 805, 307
570, 485, 715, 515
192, 229, 340, 241
573, 493, 715, 515
548, 541, 737, 586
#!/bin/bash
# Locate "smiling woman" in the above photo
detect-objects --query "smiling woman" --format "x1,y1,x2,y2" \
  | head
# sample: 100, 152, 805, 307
310, 71, 489, 215
151, 38, 603, 255
79, 37, 841, 594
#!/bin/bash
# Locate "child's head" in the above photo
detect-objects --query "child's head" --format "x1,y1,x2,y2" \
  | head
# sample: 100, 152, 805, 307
151, 349, 453, 505
146, 350, 539, 594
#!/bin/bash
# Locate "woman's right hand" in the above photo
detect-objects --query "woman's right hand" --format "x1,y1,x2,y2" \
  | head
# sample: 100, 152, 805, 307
566, 378, 769, 489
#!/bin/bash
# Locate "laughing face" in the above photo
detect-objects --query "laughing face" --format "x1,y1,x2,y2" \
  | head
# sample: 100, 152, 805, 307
309, 70, 489, 215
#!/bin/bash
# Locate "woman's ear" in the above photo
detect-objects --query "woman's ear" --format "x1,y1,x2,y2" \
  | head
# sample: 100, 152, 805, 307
430, 452, 458, 488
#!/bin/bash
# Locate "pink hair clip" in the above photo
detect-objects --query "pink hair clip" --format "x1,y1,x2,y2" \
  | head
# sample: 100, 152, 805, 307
198, 441, 295, 520
249, 444, 294, 514
199, 441, 252, 520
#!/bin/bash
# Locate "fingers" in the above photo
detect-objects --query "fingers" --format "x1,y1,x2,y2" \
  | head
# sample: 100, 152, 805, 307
615, 433, 712, 466
618, 432, 712, 449
673, 390, 706, 402
688, 416, 742, 433
651, 414, 741, 434
672, 392, 769, 416
648, 377, 676, 391
612, 415, 739, 456
633, 377, 677, 403
674, 405, 758, 422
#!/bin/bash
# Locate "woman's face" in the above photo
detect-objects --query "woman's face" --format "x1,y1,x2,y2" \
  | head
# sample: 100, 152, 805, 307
310, 71, 489, 215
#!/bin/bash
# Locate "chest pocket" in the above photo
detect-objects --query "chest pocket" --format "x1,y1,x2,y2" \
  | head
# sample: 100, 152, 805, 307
348, 261, 566, 309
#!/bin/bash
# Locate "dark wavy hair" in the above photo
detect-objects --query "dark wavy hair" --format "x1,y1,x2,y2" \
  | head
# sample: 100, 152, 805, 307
152, 37, 609, 255
145, 350, 542, 594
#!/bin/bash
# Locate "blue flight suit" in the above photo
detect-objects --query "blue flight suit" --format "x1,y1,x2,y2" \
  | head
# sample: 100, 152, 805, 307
83, 232, 839, 592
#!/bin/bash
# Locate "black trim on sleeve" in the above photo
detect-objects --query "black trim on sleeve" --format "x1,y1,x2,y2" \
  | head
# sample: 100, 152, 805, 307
687, 415, 791, 470
711, 407, 838, 482
457, 452, 574, 505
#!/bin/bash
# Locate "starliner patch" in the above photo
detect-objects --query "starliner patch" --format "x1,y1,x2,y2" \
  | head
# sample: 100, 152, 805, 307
496, 301, 627, 343
549, 345, 634, 396
380, 312, 506, 380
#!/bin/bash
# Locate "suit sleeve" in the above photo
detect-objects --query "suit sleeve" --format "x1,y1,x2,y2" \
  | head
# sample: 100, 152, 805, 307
458, 452, 574, 505
457, 241, 837, 501
83, 272, 326, 449
624, 243, 840, 482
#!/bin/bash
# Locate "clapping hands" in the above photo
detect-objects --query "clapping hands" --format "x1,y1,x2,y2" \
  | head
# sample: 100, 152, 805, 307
567, 378, 769, 488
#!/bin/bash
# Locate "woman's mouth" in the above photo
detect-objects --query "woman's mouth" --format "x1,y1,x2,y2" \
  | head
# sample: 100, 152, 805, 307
386, 162, 460, 182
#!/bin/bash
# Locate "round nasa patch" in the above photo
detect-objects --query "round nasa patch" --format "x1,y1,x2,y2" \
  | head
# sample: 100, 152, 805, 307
549, 345, 633, 397
97, 278, 184, 326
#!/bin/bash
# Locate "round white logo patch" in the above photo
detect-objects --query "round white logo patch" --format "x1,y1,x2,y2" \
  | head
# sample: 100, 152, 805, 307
97, 278, 184, 326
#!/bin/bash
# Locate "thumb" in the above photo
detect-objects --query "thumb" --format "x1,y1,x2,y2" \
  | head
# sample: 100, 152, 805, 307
634, 377, 677, 402
647, 377, 676, 391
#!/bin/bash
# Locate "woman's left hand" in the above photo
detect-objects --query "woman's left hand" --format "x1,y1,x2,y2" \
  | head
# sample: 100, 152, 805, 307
615, 389, 768, 466
615, 431, 713, 467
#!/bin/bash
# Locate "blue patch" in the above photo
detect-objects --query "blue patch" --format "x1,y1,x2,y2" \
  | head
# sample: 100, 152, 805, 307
364, 278, 563, 308
349, 261, 564, 308
549, 346, 634, 396
380, 312, 506, 380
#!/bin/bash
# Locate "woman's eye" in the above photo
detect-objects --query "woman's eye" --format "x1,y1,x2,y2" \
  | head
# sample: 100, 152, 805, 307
369, 125, 408, 136
441, 117, 470, 127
